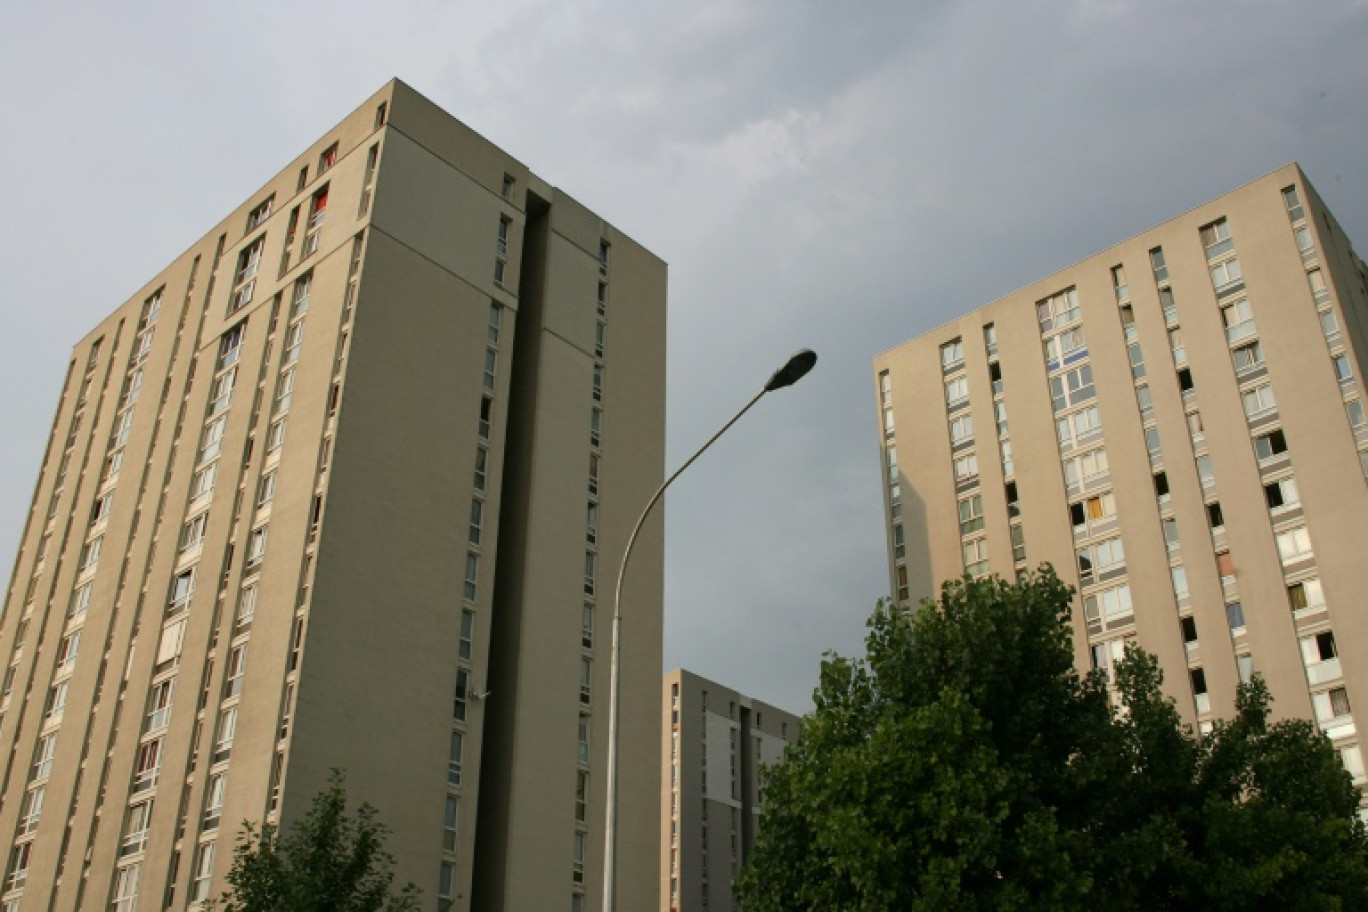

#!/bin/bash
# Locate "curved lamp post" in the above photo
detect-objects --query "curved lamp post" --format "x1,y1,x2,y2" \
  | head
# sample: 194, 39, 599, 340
601, 348, 818, 912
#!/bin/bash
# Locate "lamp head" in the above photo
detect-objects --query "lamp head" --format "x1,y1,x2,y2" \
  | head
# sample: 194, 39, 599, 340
765, 349, 818, 392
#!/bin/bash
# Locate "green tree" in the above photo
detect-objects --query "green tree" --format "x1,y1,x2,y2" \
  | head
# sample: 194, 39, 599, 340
735, 569, 1368, 911
213, 770, 421, 912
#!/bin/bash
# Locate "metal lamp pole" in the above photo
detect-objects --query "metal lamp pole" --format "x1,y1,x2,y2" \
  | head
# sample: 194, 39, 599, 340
600, 349, 817, 912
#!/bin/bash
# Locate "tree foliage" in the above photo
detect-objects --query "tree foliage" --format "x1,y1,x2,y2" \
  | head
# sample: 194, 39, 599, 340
735, 569, 1368, 911
213, 770, 421, 912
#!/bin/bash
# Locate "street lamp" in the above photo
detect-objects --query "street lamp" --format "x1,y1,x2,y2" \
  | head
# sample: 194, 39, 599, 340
601, 348, 818, 912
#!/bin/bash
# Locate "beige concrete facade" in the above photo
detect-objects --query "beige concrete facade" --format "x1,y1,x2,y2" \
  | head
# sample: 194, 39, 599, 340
661, 670, 799, 912
0, 80, 665, 912
874, 165, 1368, 774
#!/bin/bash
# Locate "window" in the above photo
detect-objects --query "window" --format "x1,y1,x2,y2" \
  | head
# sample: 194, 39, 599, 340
165, 569, 195, 613
1228, 340, 1264, 374
147, 680, 173, 733
1177, 367, 1194, 393
989, 361, 1004, 396
1168, 327, 1187, 364
224, 645, 248, 698
32, 734, 57, 781
1313, 687, 1352, 724
203, 773, 227, 828
1347, 400, 1366, 430
246, 527, 268, 569
247, 196, 274, 233
1162, 516, 1179, 550
940, 339, 964, 370
581, 603, 594, 650
17, 786, 44, 836
1241, 383, 1276, 418
1322, 311, 1340, 355
464, 552, 479, 600
1253, 432, 1291, 467
1200, 218, 1234, 259
317, 142, 339, 173
1171, 565, 1190, 600
452, 668, 470, 723
1005, 481, 1020, 517
111, 864, 141, 912
1180, 616, 1198, 645
1216, 551, 1235, 582
999, 439, 1014, 477
274, 369, 296, 415
1288, 577, 1325, 613
983, 323, 998, 356
1186, 411, 1205, 443
1207, 501, 1225, 530
436, 793, 461, 854
1159, 286, 1178, 324
1136, 383, 1153, 413
1010, 523, 1026, 562
1333, 354, 1353, 382
944, 376, 969, 406
592, 365, 603, 403
56, 631, 81, 674
468, 499, 484, 545
957, 495, 984, 536
1070, 491, 1116, 529
1223, 601, 1246, 632
578, 713, 591, 764
214, 706, 237, 763
1264, 476, 1299, 510
1308, 267, 1330, 304
1050, 365, 1095, 412
949, 414, 973, 446
1209, 257, 1243, 292
121, 800, 151, 856
1090, 637, 1128, 683
1056, 406, 1102, 448
1145, 427, 1162, 458
583, 551, 596, 596
1283, 186, 1305, 222
133, 739, 162, 793
231, 237, 265, 310
1195, 455, 1214, 486
580, 657, 593, 705
478, 396, 492, 440
1295, 224, 1315, 259
1191, 668, 1209, 714
1111, 264, 1129, 301
1078, 536, 1124, 583
180, 512, 209, 552
70, 582, 92, 621
1302, 631, 1338, 666
1127, 343, 1145, 379
995, 400, 1009, 436
1119, 304, 1136, 340
190, 843, 215, 903
459, 609, 475, 661
1036, 287, 1081, 333
594, 320, 606, 359
1150, 246, 1169, 283
953, 452, 978, 481
236, 583, 258, 629
1083, 583, 1133, 624
199, 416, 227, 464
962, 538, 989, 577
448, 731, 465, 786
1221, 298, 1255, 342
1276, 526, 1312, 562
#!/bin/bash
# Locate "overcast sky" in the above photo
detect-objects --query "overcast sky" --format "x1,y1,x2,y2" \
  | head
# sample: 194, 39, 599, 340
2, 1, 1366, 714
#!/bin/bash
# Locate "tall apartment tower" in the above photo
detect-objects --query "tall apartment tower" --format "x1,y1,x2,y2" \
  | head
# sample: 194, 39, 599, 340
874, 164, 1368, 775
661, 669, 799, 912
0, 80, 666, 912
